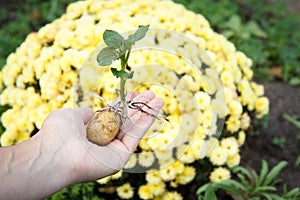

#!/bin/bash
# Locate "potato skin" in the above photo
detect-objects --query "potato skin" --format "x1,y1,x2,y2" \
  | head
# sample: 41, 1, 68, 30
86, 109, 121, 146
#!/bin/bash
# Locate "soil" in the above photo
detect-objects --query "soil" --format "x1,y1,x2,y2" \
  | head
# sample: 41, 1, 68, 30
241, 80, 300, 191
239, 0, 300, 194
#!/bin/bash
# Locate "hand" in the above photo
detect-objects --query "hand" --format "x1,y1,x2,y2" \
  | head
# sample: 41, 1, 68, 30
40, 90, 164, 184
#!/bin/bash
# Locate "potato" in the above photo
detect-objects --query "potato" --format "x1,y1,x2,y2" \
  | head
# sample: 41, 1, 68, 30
86, 109, 121, 146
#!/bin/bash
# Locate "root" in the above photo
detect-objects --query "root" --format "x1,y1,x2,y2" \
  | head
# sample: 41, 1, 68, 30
89, 92, 168, 124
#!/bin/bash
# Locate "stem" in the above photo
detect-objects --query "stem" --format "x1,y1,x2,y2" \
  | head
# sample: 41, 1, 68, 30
120, 55, 128, 121
120, 77, 127, 120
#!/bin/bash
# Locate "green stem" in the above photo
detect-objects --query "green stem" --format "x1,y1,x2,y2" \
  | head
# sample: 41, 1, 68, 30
120, 77, 127, 120
120, 55, 128, 121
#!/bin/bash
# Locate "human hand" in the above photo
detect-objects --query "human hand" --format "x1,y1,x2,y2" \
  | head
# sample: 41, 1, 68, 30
39, 90, 163, 184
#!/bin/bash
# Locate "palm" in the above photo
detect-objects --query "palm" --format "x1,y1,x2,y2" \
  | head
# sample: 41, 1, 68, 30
44, 91, 163, 183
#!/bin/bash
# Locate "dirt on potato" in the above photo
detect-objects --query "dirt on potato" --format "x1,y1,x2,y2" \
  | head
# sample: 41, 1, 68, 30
86, 109, 121, 146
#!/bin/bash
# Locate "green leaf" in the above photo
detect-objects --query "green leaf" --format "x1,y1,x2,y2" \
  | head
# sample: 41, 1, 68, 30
261, 193, 282, 200
97, 47, 118, 66
264, 161, 287, 186
237, 173, 249, 188
213, 181, 242, 195
246, 21, 267, 38
258, 160, 269, 186
283, 113, 300, 129
110, 68, 133, 79
103, 30, 125, 49
111, 68, 126, 78
283, 187, 300, 198
289, 77, 300, 86
196, 184, 209, 195
225, 15, 242, 32
126, 71, 134, 79
127, 25, 149, 43
204, 184, 217, 200
253, 185, 276, 193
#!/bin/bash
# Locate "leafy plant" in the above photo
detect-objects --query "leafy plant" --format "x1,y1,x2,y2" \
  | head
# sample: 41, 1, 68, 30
46, 182, 102, 200
283, 113, 300, 129
0, 0, 76, 68
97, 25, 149, 119
197, 160, 300, 200
271, 137, 286, 149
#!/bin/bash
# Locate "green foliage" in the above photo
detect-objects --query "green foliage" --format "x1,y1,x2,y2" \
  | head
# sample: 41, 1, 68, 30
283, 113, 300, 129
97, 47, 119, 66
98, 25, 149, 66
197, 160, 300, 199
97, 25, 149, 80
46, 182, 102, 200
271, 137, 286, 149
295, 156, 300, 167
97, 25, 149, 119
0, 0, 76, 69
174, 0, 300, 84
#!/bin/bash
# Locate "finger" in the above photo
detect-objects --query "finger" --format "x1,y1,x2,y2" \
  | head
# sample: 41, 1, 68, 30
117, 91, 156, 139
126, 90, 156, 118
74, 107, 94, 124
120, 97, 164, 152
126, 92, 139, 100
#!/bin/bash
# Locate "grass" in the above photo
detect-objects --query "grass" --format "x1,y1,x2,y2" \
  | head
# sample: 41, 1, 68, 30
0, 0, 77, 68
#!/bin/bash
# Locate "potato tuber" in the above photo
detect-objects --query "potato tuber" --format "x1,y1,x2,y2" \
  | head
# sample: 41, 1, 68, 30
86, 109, 121, 146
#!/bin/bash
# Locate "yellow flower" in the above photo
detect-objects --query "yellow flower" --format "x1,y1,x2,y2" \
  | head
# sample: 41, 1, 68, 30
159, 163, 178, 181
209, 146, 228, 166
111, 170, 122, 180
176, 144, 195, 164
176, 166, 196, 185
124, 154, 137, 169
154, 150, 173, 162
195, 91, 211, 110
0, 131, 15, 146
97, 176, 110, 185
200, 109, 217, 129
221, 71, 234, 87
162, 191, 183, 200
237, 131, 246, 146
116, 183, 134, 199
138, 151, 155, 168
210, 167, 231, 183
138, 184, 154, 200
146, 170, 162, 184
220, 137, 239, 156
251, 82, 264, 96
228, 100, 243, 116
149, 182, 166, 196
226, 116, 241, 133
227, 153, 241, 168
255, 97, 270, 118
240, 112, 251, 130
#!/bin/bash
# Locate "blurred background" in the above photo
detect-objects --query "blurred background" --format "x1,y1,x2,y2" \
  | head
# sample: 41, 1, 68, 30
0, 0, 299, 83
0, 0, 299, 199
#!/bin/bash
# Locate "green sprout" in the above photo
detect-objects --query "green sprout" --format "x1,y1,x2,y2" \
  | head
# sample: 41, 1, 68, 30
96, 25, 149, 120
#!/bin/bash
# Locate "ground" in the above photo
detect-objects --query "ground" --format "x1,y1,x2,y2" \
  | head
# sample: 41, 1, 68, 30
237, 0, 300, 193
241, 80, 300, 190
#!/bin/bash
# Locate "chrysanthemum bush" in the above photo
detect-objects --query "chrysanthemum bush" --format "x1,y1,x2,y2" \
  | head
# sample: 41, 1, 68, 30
0, 0, 270, 199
